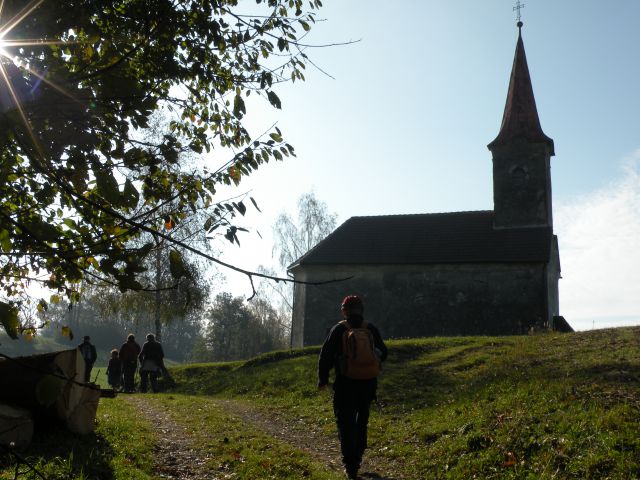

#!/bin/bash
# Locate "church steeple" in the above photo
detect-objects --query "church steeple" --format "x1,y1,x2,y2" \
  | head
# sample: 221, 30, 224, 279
488, 22, 554, 155
488, 22, 555, 230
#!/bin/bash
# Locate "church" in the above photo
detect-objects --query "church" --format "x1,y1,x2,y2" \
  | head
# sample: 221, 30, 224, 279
288, 22, 571, 348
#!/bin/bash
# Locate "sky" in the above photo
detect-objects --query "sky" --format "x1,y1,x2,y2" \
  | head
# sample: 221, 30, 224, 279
209, 0, 640, 332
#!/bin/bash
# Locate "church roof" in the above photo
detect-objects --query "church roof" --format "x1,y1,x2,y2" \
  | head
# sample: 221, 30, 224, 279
487, 23, 555, 155
289, 210, 553, 269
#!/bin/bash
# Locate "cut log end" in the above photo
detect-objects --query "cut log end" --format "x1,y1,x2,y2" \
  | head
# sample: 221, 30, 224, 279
0, 348, 101, 441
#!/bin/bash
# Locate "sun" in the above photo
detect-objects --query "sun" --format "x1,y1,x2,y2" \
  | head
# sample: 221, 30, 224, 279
0, 0, 71, 151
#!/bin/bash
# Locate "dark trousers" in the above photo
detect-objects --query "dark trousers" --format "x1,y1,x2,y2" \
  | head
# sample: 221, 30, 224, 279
83, 364, 94, 383
140, 370, 159, 393
333, 379, 376, 472
122, 361, 137, 391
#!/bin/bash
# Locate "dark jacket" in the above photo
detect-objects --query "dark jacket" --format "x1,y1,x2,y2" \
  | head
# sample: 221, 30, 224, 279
119, 339, 141, 363
78, 342, 97, 365
139, 340, 164, 364
107, 358, 122, 376
318, 316, 387, 388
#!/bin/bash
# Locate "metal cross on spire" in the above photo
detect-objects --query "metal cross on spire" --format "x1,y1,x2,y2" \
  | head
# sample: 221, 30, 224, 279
513, 0, 525, 23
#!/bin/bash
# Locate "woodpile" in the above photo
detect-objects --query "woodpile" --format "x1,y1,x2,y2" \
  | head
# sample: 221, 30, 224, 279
0, 348, 101, 448
0, 404, 33, 449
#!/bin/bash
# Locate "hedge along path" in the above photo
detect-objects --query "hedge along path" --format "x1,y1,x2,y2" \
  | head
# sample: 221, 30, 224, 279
127, 394, 400, 479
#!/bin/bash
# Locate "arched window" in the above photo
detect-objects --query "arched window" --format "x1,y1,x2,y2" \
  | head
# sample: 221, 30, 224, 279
510, 165, 528, 187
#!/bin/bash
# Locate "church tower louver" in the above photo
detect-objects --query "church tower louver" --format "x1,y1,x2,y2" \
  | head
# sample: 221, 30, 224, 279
488, 22, 555, 230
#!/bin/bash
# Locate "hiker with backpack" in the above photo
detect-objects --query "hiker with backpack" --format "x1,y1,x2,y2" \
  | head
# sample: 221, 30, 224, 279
318, 295, 387, 480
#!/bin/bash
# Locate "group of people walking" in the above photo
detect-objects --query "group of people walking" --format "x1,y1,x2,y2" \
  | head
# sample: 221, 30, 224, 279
78, 293, 383, 479
78, 333, 165, 393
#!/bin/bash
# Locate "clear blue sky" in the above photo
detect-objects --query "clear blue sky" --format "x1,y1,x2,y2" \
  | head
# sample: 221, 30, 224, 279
213, 1, 640, 332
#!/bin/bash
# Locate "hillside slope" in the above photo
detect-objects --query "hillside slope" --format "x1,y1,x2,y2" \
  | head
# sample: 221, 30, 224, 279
2, 328, 638, 479
168, 327, 640, 479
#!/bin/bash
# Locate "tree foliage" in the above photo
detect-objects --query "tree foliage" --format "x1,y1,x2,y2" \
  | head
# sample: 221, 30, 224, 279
0, 0, 323, 335
194, 292, 287, 361
35, 285, 204, 362
272, 191, 338, 271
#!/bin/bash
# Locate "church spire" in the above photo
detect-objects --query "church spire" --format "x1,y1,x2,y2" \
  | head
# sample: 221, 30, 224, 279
488, 22, 554, 155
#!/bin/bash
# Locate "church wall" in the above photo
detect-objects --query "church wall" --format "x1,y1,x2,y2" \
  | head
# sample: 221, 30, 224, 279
546, 236, 561, 322
291, 263, 546, 347
290, 272, 308, 348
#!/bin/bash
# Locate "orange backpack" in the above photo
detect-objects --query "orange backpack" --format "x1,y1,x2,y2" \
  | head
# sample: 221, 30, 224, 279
339, 320, 380, 380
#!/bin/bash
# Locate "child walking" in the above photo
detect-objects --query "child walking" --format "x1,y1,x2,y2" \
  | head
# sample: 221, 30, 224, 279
106, 349, 122, 391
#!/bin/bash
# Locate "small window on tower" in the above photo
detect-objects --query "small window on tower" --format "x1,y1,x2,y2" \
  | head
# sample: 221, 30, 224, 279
510, 166, 528, 187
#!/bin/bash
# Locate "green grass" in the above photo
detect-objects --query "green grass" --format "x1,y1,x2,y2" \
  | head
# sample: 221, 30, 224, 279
2, 327, 639, 479
149, 394, 343, 479
0, 396, 155, 480
168, 328, 640, 479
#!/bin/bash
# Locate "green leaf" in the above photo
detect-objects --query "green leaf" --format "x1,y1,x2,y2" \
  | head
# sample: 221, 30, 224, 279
35, 374, 66, 407
233, 94, 246, 118
250, 196, 262, 212
139, 242, 154, 257
0, 229, 12, 252
123, 178, 140, 209
23, 218, 60, 242
169, 249, 186, 279
123, 148, 144, 168
0, 301, 19, 339
269, 132, 283, 142
267, 91, 281, 109
118, 276, 143, 291
95, 169, 121, 205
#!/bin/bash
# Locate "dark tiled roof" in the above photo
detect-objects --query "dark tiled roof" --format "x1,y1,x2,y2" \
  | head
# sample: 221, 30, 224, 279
289, 211, 552, 268
487, 26, 554, 155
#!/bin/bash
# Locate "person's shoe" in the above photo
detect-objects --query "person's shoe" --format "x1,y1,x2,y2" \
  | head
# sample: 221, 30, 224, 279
345, 467, 358, 479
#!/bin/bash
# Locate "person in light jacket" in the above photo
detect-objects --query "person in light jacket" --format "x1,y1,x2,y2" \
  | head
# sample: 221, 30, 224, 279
138, 333, 164, 393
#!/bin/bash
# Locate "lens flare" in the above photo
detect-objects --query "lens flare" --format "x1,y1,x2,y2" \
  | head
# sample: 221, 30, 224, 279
0, 0, 78, 154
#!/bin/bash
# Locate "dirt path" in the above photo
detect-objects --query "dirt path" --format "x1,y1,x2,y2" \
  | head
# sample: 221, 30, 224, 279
128, 395, 399, 480
125, 396, 217, 479
214, 399, 399, 480
213, 398, 343, 473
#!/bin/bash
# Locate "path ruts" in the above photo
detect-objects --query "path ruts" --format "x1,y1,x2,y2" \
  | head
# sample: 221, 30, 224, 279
128, 395, 400, 480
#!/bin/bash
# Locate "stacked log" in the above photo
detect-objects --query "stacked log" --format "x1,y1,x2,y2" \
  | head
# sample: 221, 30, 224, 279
0, 349, 101, 438
0, 404, 33, 449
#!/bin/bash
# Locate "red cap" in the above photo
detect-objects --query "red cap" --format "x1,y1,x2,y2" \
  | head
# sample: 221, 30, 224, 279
341, 295, 363, 309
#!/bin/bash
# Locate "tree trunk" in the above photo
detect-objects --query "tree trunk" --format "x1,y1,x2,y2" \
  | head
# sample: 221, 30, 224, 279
154, 238, 162, 342
0, 349, 100, 435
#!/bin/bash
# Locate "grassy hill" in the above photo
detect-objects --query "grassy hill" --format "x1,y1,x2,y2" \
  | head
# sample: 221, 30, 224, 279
167, 327, 640, 479
1, 327, 639, 479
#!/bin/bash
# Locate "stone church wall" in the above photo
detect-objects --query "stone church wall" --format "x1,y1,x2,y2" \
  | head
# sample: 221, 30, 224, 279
291, 263, 546, 347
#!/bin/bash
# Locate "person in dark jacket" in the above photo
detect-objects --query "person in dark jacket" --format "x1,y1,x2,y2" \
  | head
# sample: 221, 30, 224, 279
77, 335, 98, 383
138, 333, 165, 393
106, 349, 122, 390
119, 333, 141, 393
318, 295, 387, 480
